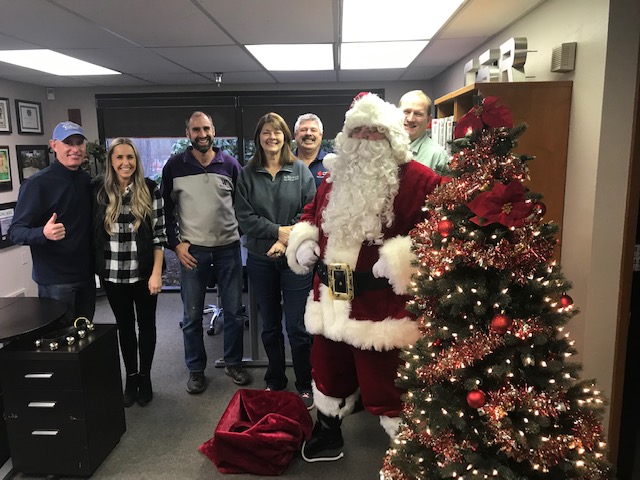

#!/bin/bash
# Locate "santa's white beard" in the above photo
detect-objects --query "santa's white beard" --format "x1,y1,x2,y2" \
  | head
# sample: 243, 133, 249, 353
322, 138, 400, 247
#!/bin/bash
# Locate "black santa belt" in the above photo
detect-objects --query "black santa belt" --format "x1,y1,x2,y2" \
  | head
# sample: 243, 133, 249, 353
316, 261, 390, 301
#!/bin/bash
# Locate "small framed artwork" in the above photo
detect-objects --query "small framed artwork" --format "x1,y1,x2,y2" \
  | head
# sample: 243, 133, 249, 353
0, 98, 11, 134
15, 99, 43, 135
16, 145, 50, 183
0, 146, 12, 191
0, 202, 17, 248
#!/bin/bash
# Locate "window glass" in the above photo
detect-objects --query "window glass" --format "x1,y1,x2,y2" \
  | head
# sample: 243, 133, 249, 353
105, 137, 238, 183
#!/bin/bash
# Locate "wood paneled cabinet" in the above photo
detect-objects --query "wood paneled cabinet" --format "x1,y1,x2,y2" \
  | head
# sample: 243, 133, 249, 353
435, 81, 572, 250
0, 324, 126, 476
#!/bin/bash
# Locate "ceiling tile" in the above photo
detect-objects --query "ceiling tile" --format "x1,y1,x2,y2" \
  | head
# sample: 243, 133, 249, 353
195, 0, 336, 44
0, 0, 135, 49
270, 71, 338, 83
53, 0, 233, 47
152, 46, 263, 72
200, 71, 276, 84
134, 72, 216, 86
412, 37, 489, 67
338, 69, 404, 82
440, 0, 547, 38
57, 48, 190, 74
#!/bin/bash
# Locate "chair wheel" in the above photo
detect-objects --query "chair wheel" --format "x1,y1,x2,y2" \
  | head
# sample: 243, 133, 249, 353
206, 327, 215, 336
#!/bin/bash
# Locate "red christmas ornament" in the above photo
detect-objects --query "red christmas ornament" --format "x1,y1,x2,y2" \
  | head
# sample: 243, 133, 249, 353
534, 202, 547, 218
560, 294, 574, 308
437, 219, 454, 237
490, 313, 512, 335
466, 390, 487, 409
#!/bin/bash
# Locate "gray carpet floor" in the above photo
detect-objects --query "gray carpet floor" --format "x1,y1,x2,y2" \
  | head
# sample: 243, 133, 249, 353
11, 292, 389, 479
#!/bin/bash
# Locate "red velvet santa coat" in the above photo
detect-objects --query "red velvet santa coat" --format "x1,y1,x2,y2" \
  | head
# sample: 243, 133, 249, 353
287, 160, 442, 352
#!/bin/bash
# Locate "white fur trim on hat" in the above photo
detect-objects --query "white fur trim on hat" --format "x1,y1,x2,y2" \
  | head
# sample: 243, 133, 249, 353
338, 93, 411, 165
304, 286, 421, 351
378, 235, 418, 295
286, 221, 320, 274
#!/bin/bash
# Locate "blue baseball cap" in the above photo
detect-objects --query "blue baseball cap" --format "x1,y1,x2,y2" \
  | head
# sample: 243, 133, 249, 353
52, 121, 86, 141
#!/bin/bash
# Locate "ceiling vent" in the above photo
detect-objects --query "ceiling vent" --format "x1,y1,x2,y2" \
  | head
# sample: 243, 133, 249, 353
551, 42, 577, 72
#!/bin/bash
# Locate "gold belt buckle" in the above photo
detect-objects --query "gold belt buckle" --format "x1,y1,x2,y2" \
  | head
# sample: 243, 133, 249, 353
327, 263, 354, 301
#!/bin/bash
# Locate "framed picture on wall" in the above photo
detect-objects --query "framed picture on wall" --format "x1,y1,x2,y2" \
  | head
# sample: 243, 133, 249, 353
16, 145, 49, 183
15, 99, 43, 135
0, 98, 11, 134
0, 146, 12, 191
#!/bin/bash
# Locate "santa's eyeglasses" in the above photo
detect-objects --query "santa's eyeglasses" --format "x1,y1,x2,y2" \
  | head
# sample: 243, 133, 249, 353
349, 126, 387, 138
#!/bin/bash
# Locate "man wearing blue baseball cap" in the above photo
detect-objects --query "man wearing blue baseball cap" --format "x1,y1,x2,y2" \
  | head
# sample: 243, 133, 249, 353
9, 121, 96, 324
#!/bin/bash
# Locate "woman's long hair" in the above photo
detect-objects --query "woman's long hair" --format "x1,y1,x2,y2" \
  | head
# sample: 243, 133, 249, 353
249, 112, 295, 168
99, 137, 151, 233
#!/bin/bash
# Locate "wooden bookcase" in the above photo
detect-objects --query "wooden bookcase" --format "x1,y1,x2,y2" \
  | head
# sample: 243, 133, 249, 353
435, 81, 573, 251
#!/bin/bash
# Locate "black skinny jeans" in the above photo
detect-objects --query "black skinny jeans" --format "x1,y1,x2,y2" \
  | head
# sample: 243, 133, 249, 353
102, 280, 158, 376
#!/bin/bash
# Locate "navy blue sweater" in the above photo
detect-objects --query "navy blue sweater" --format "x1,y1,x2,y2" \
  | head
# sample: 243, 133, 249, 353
9, 160, 93, 284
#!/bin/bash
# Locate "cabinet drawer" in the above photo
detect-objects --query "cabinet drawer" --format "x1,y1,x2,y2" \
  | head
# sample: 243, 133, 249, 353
1, 360, 81, 390
6, 421, 92, 476
3, 390, 85, 423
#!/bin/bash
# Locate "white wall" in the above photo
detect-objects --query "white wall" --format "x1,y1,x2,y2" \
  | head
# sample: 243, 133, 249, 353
430, 0, 640, 430
0, 78, 53, 297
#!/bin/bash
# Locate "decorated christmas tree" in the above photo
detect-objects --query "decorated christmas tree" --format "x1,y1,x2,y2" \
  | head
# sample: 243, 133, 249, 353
380, 96, 613, 480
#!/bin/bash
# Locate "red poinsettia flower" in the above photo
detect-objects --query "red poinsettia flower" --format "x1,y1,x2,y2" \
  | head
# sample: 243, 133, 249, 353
467, 181, 532, 228
453, 96, 513, 138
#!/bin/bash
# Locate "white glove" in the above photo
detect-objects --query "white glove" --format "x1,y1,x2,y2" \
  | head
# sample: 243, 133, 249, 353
372, 257, 390, 279
296, 239, 320, 268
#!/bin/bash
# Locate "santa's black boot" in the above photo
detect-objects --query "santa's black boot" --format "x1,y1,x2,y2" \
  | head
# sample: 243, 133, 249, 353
301, 411, 344, 462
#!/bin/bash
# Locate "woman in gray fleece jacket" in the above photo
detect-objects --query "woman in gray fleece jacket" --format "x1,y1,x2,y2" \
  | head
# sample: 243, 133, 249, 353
235, 112, 317, 410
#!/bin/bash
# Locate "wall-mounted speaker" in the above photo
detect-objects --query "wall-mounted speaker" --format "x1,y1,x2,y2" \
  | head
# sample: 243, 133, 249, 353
551, 42, 577, 73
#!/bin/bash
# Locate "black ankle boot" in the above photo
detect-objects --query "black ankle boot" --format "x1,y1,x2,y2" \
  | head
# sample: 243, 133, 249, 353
123, 373, 139, 407
137, 373, 153, 407
301, 411, 344, 462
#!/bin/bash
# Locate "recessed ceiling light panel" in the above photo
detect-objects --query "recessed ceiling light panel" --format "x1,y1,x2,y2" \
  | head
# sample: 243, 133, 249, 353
342, 0, 465, 42
0, 49, 120, 76
246, 44, 334, 71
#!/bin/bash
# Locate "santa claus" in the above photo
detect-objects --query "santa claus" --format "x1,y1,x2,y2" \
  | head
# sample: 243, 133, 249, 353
286, 92, 442, 462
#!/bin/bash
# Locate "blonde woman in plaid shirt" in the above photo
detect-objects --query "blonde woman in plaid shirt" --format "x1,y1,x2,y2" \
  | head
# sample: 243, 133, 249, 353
93, 138, 167, 407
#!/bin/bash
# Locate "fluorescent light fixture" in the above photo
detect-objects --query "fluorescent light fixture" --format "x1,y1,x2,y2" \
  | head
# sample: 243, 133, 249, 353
342, 0, 465, 42
0, 49, 120, 76
341, 41, 428, 69
246, 44, 333, 71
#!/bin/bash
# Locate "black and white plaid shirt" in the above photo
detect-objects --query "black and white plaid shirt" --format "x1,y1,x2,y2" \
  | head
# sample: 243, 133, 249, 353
103, 184, 167, 283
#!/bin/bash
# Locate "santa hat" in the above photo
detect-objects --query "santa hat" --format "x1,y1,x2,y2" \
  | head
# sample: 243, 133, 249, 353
338, 92, 412, 164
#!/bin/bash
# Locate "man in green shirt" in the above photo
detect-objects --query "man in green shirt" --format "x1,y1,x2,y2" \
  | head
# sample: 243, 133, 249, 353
399, 90, 449, 171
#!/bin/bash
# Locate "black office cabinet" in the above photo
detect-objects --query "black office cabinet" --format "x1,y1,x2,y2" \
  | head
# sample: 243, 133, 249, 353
0, 324, 126, 476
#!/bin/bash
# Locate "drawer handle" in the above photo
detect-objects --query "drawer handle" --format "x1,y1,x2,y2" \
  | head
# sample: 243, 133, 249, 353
28, 401, 57, 408
24, 373, 54, 379
32, 430, 59, 436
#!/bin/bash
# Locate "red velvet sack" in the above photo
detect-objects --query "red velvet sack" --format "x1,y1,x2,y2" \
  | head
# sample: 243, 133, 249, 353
199, 388, 313, 476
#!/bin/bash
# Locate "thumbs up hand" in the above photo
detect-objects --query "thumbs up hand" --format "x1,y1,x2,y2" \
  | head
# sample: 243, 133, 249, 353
43, 212, 66, 241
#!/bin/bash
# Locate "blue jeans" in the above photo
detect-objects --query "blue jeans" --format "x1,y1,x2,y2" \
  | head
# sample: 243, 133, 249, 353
38, 280, 96, 326
246, 253, 312, 392
180, 242, 244, 373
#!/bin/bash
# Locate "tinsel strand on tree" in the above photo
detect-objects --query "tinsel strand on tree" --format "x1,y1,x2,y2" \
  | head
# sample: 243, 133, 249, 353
380, 96, 613, 480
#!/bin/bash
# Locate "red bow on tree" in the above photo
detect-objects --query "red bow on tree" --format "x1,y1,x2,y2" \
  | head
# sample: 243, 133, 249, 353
453, 96, 513, 138
467, 180, 532, 228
